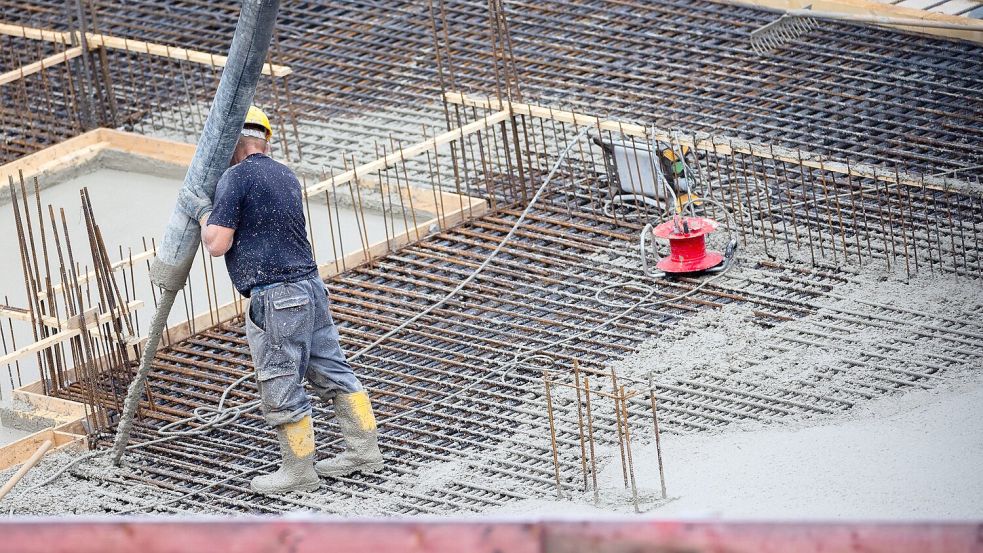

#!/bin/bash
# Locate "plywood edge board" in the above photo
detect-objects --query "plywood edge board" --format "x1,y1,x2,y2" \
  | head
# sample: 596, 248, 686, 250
0, 128, 108, 182
0, 22, 292, 77
97, 128, 196, 166
1, 128, 194, 185
304, 109, 513, 197
12, 387, 89, 419
445, 92, 977, 196
723, 0, 983, 44
0, 428, 85, 471
318, 199, 490, 281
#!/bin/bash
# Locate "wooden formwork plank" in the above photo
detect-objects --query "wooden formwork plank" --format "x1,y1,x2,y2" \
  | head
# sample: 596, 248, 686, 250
0, 22, 71, 44
82, 32, 292, 77
0, 46, 85, 86
0, 128, 194, 185
303, 109, 512, 197
724, 0, 983, 43
0, 305, 31, 322
0, 300, 142, 367
0, 429, 83, 471
12, 387, 89, 421
0, 22, 292, 76
0, 133, 110, 183
98, 128, 197, 166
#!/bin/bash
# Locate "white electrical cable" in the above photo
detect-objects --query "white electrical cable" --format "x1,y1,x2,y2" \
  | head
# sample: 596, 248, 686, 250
156, 373, 260, 436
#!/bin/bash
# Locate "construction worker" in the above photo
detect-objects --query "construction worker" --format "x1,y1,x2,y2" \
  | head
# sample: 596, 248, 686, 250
178, 105, 384, 494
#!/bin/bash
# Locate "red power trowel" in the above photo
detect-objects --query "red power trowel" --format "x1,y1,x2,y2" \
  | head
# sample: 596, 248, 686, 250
640, 214, 737, 278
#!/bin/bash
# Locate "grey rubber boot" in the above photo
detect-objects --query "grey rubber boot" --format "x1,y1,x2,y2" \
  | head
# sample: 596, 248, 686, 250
250, 415, 321, 494
315, 391, 384, 477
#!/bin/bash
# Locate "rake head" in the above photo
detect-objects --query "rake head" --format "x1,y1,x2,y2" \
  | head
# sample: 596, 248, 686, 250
749, 14, 819, 54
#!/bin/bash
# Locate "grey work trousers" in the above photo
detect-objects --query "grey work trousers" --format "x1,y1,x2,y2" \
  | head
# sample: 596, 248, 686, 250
245, 275, 362, 427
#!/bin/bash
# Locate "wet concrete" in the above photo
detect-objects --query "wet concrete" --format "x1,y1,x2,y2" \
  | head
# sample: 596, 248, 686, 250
0, 424, 31, 444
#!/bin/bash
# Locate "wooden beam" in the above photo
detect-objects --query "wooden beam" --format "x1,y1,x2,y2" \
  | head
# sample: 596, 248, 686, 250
8, 127, 195, 178
0, 305, 31, 322
317, 198, 488, 281
445, 92, 977, 196
11, 386, 89, 422
0, 46, 85, 86
0, 301, 142, 367
0, 127, 194, 204
303, 109, 512, 197
724, 0, 983, 44
96, 128, 196, 167
0, 330, 84, 367
0, 22, 71, 44
81, 32, 292, 77
39, 247, 157, 301
0, 129, 109, 182
0, 127, 193, 176
0, 440, 52, 501
0, 22, 292, 77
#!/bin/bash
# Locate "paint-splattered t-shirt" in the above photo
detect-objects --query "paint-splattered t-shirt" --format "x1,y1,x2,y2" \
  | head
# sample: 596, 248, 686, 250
208, 153, 317, 297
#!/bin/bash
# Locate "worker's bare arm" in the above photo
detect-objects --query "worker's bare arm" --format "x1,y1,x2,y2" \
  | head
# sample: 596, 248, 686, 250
200, 214, 235, 256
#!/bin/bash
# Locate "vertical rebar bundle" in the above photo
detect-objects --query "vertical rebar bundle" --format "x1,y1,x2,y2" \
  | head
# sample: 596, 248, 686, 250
5, 181, 139, 439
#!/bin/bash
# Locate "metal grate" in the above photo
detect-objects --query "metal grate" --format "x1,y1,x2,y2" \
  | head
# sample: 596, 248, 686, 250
52, 175, 983, 514
2, 0, 981, 178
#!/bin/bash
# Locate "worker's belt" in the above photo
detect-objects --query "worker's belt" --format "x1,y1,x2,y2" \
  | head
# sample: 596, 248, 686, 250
251, 282, 282, 295
250, 273, 320, 297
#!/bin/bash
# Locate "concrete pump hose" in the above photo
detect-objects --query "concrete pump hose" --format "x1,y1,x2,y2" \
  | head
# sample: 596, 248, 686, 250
110, 289, 178, 464
110, 0, 281, 465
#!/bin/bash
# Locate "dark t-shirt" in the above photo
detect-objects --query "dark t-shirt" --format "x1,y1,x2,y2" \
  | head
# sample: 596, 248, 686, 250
208, 153, 317, 297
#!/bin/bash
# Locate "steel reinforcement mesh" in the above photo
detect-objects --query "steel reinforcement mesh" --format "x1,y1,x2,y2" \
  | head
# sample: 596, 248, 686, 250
5, 0, 981, 515
2, 0, 981, 178
53, 174, 983, 514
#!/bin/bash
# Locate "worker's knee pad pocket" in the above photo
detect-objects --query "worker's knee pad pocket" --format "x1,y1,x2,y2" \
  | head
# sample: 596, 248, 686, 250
256, 363, 301, 412
246, 317, 296, 370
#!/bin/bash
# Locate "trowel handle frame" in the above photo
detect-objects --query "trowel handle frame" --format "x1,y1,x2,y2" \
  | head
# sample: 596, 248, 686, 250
702, 238, 739, 274
639, 223, 665, 278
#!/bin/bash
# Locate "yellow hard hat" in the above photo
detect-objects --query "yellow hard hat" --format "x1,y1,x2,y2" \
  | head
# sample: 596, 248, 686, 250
242, 105, 272, 141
